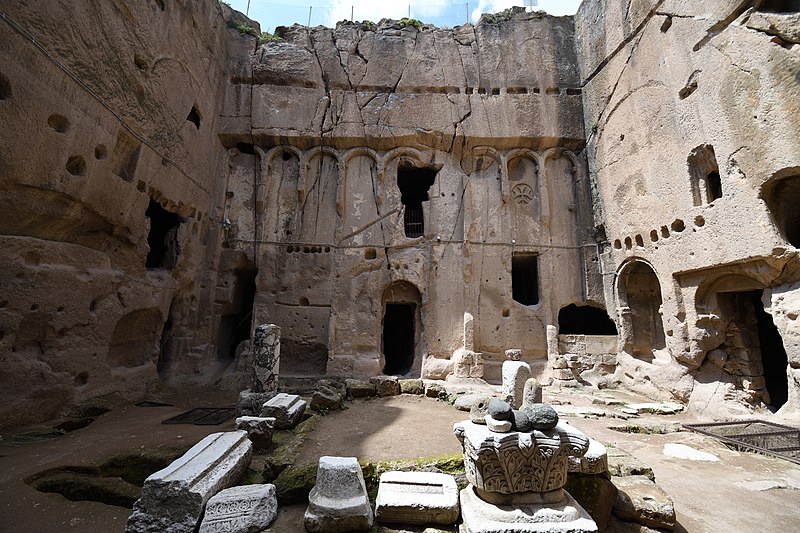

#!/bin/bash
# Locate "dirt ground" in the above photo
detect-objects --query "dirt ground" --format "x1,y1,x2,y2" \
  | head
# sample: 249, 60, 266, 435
1, 384, 799, 532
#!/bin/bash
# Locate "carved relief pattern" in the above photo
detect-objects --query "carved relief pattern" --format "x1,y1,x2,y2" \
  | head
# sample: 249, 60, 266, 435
512, 183, 534, 205
459, 428, 590, 495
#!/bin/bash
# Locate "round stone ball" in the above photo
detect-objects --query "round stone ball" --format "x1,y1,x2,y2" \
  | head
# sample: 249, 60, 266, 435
488, 398, 513, 421
511, 409, 532, 432
523, 403, 559, 430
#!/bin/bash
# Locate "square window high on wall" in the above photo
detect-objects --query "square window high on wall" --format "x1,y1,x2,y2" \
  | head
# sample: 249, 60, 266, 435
512, 253, 539, 305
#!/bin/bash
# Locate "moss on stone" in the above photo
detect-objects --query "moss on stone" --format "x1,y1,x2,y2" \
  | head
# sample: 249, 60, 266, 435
274, 461, 318, 504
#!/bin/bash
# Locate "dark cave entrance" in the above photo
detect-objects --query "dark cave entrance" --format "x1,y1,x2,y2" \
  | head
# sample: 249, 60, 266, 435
749, 290, 789, 410
217, 265, 258, 363
382, 303, 416, 375
145, 199, 181, 270
558, 304, 618, 335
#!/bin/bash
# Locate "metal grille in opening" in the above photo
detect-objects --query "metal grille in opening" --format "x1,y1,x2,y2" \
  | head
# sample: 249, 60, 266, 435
404, 207, 424, 238
684, 420, 800, 465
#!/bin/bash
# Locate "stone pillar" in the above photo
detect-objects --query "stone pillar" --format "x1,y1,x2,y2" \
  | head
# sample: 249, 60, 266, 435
251, 324, 280, 393
464, 312, 475, 351
546, 325, 558, 361
502, 360, 531, 409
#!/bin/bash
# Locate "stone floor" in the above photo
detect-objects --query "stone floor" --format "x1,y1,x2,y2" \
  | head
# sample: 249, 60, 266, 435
1, 383, 799, 532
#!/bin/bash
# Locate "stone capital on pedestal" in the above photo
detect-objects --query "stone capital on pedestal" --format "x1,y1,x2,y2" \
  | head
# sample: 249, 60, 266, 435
453, 420, 590, 498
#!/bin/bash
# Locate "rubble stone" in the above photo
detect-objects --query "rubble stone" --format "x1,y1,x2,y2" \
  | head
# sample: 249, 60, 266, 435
311, 386, 343, 411
235, 416, 275, 450
345, 379, 376, 398
370, 376, 400, 397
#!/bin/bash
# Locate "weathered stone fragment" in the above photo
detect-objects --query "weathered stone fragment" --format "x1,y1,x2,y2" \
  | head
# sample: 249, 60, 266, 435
345, 379, 376, 398
523, 403, 559, 430
375, 471, 459, 525
399, 378, 424, 395
485, 415, 512, 433
198, 484, 277, 533
425, 381, 445, 398
126, 431, 253, 533
234, 416, 275, 450
569, 438, 609, 475
522, 378, 542, 408
260, 393, 306, 429
469, 395, 492, 424
565, 473, 618, 531
612, 475, 675, 530
237, 390, 276, 417
606, 447, 654, 481
505, 348, 523, 361
502, 360, 531, 408
311, 386, 343, 411
304, 456, 373, 532
370, 376, 400, 397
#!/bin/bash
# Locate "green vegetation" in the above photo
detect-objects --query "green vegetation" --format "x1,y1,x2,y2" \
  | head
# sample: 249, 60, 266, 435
398, 17, 423, 30
259, 31, 283, 42
236, 23, 255, 35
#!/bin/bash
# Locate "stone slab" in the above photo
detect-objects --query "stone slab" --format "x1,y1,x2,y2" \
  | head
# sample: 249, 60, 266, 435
375, 471, 459, 526
611, 475, 675, 530
459, 485, 598, 533
260, 393, 306, 429
126, 431, 253, 533
304, 456, 373, 532
370, 376, 401, 397
198, 484, 277, 533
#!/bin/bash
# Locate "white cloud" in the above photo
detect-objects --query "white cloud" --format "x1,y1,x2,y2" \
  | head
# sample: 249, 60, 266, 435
470, 0, 525, 24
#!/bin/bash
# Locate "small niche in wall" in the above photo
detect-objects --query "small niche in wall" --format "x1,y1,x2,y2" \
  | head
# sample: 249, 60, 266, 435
688, 144, 721, 205
186, 105, 201, 129
111, 128, 142, 182
758, 0, 800, 12
145, 199, 181, 270
761, 169, 800, 247
0, 71, 12, 100
511, 253, 539, 306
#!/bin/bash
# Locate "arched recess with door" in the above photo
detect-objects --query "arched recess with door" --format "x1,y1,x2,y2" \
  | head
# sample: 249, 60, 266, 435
381, 281, 423, 376
616, 259, 666, 361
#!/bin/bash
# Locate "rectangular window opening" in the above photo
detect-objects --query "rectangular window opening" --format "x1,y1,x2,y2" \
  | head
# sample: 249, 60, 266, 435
397, 164, 437, 238
512, 253, 539, 306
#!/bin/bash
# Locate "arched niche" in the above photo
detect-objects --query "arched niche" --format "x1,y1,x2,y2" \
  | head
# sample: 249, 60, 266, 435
301, 148, 340, 242
761, 167, 800, 248
262, 146, 302, 241
381, 281, 422, 376
616, 259, 666, 360
341, 149, 382, 244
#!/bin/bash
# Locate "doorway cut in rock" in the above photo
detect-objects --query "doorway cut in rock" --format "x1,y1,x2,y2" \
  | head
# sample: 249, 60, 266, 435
558, 304, 617, 335
381, 281, 422, 376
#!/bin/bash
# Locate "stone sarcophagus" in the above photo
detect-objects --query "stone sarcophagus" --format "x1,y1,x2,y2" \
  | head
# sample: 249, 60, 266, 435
454, 420, 590, 499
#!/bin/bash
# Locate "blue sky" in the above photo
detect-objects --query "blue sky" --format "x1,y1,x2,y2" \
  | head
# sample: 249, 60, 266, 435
226, 0, 583, 34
